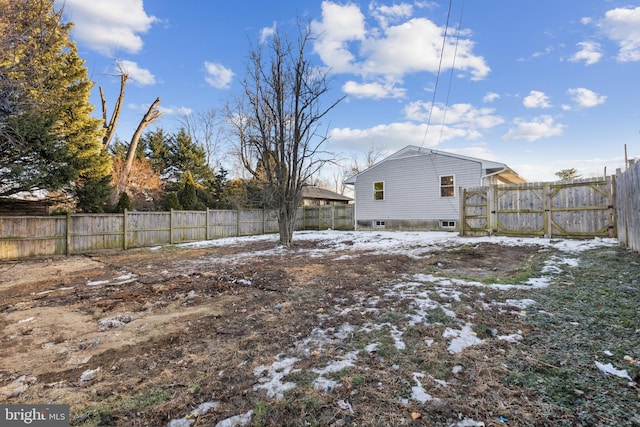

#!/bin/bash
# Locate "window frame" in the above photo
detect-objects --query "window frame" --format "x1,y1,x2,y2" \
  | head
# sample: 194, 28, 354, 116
373, 181, 385, 201
439, 174, 455, 198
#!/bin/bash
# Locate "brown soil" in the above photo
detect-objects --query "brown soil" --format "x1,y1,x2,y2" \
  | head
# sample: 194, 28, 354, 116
0, 236, 551, 426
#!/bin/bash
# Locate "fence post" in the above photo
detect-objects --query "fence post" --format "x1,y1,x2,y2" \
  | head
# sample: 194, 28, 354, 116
236, 209, 240, 236
488, 185, 496, 234
544, 182, 552, 239
262, 209, 266, 234
66, 212, 72, 255
459, 188, 466, 236
608, 175, 616, 238
170, 209, 174, 245
123, 209, 128, 250
205, 208, 210, 240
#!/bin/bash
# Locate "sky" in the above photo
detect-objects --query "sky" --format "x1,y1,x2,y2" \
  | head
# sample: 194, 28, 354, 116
55, 0, 640, 184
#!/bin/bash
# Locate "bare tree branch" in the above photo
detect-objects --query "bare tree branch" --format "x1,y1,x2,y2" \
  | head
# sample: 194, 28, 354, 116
112, 97, 162, 204
100, 73, 128, 151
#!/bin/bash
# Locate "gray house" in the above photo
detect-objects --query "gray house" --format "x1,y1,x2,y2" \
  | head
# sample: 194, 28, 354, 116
344, 145, 526, 231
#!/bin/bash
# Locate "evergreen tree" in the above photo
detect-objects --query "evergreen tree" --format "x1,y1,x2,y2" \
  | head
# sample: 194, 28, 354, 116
115, 192, 133, 212
178, 171, 200, 210
162, 192, 182, 211
0, 0, 111, 209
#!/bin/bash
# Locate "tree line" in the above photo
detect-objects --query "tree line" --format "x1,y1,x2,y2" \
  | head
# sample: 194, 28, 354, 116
1, 0, 344, 246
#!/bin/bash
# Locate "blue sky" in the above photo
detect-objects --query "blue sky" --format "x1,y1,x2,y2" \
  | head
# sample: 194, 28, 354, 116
56, 0, 640, 183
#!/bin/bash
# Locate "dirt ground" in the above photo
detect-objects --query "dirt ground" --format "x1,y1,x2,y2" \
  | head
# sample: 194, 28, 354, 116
0, 233, 634, 426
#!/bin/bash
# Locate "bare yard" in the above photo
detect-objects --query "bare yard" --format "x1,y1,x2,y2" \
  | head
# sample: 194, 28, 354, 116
0, 231, 638, 426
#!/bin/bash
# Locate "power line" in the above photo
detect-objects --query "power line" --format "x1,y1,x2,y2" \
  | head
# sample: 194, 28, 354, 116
420, 0, 454, 149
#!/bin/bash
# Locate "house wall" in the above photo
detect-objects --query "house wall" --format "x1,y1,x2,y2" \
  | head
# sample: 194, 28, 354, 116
352, 152, 482, 230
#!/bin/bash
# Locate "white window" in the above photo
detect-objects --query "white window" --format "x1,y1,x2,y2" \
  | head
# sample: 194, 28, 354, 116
440, 220, 456, 228
373, 220, 386, 228
440, 175, 455, 197
373, 181, 384, 200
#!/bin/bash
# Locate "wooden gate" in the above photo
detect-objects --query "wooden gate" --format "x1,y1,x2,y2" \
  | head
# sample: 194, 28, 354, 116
461, 177, 616, 238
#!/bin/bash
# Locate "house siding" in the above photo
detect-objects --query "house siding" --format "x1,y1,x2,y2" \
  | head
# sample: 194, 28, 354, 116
353, 152, 482, 227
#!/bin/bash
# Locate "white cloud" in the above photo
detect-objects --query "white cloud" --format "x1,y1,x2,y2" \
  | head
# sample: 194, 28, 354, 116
311, 2, 366, 74
260, 22, 277, 44
58, 0, 157, 55
598, 6, 640, 62
311, 0, 490, 92
567, 87, 606, 108
503, 115, 566, 142
329, 121, 468, 150
342, 80, 406, 99
204, 62, 234, 89
483, 92, 500, 103
370, 2, 413, 28
404, 102, 504, 130
115, 60, 155, 86
523, 90, 551, 109
569, 41, 602, 65
159, 105, 193, 116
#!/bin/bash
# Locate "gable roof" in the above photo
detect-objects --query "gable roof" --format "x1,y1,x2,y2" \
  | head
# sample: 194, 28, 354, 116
301, 186, 352, 202
344, 145, 526, 185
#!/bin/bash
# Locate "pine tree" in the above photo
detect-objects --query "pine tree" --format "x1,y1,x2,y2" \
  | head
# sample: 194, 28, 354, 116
115, 192, 133, 213
178, 171, 199, 210
0, 0, 111, 209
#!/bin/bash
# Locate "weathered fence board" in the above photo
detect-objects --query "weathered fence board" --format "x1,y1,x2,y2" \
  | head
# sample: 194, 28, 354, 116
0, 205, 354, 260
616, 161, 640, 252
461, 177, 616, 238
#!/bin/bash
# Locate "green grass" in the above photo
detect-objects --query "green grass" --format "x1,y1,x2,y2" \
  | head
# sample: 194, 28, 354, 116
71, 387, 173, 426
504, 246, 640, 426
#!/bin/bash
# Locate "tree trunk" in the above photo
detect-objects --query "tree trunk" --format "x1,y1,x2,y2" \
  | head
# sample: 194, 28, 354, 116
111, 97, 162, 205
277, 200, 297, 247
100, 74, 127, 151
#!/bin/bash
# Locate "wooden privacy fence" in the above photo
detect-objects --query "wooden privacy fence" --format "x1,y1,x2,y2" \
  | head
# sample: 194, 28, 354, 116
616, 160, 640, 252
460, 177, 616, 238
0, 205, 354, 260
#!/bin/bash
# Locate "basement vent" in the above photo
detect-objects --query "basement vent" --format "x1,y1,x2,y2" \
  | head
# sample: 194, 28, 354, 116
373, 220, 386, 228
440, 220, 456, 228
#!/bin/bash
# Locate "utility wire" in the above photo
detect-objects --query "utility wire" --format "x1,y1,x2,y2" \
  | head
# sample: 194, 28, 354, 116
437, 0, 465, 147
420, 0, 454, 149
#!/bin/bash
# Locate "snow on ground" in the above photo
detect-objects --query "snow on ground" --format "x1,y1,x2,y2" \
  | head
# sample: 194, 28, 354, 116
167, 231, 618, 425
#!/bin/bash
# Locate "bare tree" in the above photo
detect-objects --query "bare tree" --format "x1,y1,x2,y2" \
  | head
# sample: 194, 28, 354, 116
229, 24, 344, 247
112, 98, 162, 204
180, 108, 224, 169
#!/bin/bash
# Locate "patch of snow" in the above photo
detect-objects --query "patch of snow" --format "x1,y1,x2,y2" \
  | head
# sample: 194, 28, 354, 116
313, 376, 339, 392
505, 299, 537, 309
595, 361, 632, 380
364, 343, 379, 354
167, 402, 220, 427
214, 410, 253, 427
452, 365, 465, 375
443, 324, 484, 354
253, 357, 298, 400
313, 351, 359, 376
86, 280, 109, 286
454, 418, 486, 427
18, 317, 35, 324
497, 333, 524, 343
389, 325, 406, 350
78, 367, 100, 385
410, 373, 432, 404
